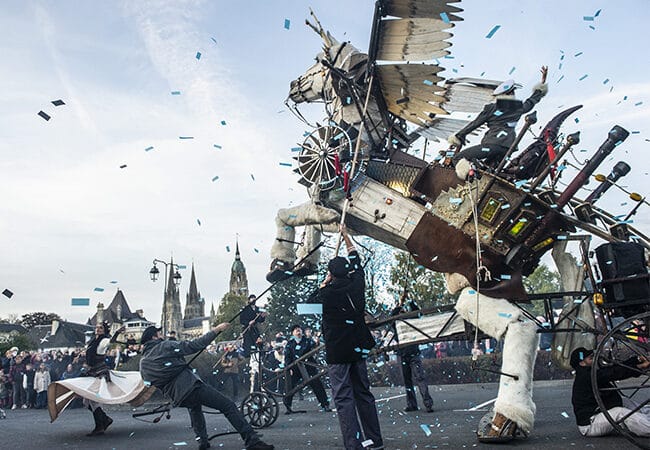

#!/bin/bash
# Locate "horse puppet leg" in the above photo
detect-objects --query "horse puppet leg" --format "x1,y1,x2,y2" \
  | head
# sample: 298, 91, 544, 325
455, 286, 539, 440
268, 203, 339, 282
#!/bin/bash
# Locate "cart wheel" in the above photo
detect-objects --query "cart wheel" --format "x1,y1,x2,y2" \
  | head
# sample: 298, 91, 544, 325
240, 392, 279, 429
591, 311, 649, 450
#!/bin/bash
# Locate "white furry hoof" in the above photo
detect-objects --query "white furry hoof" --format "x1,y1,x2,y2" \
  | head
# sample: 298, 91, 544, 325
455, 158, 472, 180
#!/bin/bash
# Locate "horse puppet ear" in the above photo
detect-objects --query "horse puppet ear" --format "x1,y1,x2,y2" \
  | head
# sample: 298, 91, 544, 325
306, 8, 336, 49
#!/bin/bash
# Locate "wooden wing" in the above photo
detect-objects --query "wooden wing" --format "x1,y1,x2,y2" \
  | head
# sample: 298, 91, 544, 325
372, 0, 500, 140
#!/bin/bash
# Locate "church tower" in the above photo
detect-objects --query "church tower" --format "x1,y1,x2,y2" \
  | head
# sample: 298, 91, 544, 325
229, 239, 249, 297
184, 264, 204, 320
161, 259, 183, 336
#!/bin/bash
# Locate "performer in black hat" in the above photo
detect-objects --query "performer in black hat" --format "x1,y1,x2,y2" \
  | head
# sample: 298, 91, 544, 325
84, 321, 124, 436
240, 294, 267, 357
448, 66, 548, 172
319, 224, 384, 450
139, 323, 274, 450
570, 346, 650, 437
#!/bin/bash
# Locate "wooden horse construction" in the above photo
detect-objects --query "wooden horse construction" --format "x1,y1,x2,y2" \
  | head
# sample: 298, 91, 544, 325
268, 0, 649, 443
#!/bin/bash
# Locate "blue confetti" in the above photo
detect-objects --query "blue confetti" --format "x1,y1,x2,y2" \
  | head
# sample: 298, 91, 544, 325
195, 52, 201, 60
578, 74, 588, 81
93, 287, 104, 292
500, 274, 512, 280
497, 312, 512, 318
226, 246, 230, 252
574, 52, 583, 57
110, 281, 117, 284
145, 146, 154, 152
509, 66, 516, 75
284, 18, 291, 30
211, 37, 217, 44
279, 162, 292, 167
420, 424, 432, 436
423, 79, 434, 86
493, 110, 503, 117
213, 144, 222, 149
179, 136, 194, 140
171, 91, 181, 95
557, 75, 564, 83
583, 16, 594, 21
485, 25, 501, 39
71, 298, 90, 306
440, 12, 450, 23
211, 175, 219, 182
220, 120, 227, 126
197, 219, 201, 226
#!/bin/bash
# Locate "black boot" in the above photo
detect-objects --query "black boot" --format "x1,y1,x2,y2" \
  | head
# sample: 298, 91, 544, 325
87, 408, 106, 436
99, 407, 113, 432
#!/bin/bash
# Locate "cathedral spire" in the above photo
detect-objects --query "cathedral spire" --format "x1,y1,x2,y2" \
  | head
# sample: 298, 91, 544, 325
229, 237, 249, 297
184, 263, 204, 320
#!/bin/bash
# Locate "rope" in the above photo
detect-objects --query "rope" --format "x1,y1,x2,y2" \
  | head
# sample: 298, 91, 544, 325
465, 175, 491, 360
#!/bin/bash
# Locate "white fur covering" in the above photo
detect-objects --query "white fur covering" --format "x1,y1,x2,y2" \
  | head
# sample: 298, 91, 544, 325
455, 287, 539, 433
532, 82, 548, 97
271, 202, 340, 264
454, 158, 472, 181
444, 272, 471, 294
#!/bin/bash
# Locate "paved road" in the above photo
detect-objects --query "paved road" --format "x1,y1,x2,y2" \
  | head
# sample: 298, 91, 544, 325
0, 380, 643, 450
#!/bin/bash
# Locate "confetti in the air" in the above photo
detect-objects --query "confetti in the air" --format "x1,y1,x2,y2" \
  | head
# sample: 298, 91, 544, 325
226, 246, 231, 252
51, 99, 65, 106
220, 120, 227, 126
93, 287, 104, 292
485, 25, 501, 39
250, 174, 255, 181
197, 219, 201, 226
578, 74, 589, 81
2, 289, 13, 299
213, 144, 222, 149
284, 19, 291, 30
145, 146, 154, 152
179, 136, 194, 140
71, 298, 90, 306
440, 12, 450, 23
119, 164, 127, 169
171, 91, 181, 95
279, 162, 292, 167
211, 175, 219, 182
37, 111, 51, 121
195, 52, 201, 60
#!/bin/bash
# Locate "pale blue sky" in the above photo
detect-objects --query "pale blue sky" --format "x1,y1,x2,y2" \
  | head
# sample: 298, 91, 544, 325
1, 1, 648, 324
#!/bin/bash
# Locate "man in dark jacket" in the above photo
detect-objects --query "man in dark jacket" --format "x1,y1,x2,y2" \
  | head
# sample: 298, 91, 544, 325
320, 224, 384, 450
449, 66, 548, 170
139, 323, 273, 450
240, 295, 267, 357
390, 292, 433, 413
570, 347, 650, 437
282, 324, 330, 413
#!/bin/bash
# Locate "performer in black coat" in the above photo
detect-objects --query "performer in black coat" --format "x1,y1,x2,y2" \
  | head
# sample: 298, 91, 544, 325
570, 346, 650, 437
320, 224, 383, 450
449, 66, 548, 169
84, 321, 123, 436
390, 292, 433, 413
240, 295, 267, 357
282, 324, 330, 413
139, 323, 273, 450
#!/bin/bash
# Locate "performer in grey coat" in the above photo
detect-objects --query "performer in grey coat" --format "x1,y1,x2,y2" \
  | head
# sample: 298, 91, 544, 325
139, 323, 273, 450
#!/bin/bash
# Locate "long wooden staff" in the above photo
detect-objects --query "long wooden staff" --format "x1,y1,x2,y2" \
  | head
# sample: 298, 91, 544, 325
334, 74, 375, 256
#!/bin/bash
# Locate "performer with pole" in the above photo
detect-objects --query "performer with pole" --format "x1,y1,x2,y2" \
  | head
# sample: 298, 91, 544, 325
139, 323, 274, 450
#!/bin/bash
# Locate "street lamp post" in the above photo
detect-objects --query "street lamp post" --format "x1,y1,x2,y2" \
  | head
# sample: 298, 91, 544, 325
149, 258, 182, 336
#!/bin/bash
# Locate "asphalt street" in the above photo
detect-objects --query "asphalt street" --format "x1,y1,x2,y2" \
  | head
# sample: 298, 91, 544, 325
0, 380, 644, 450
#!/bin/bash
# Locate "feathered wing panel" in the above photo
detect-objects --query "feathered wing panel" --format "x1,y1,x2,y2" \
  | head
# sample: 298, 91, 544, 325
382, 0, 464, 20
373, 0, 501, 139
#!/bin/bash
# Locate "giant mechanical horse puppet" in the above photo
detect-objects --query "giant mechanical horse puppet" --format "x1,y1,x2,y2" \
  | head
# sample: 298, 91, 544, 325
267, 0, 649, 443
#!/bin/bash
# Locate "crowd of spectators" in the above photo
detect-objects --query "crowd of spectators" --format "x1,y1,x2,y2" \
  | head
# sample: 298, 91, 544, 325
0, 332, 143, 412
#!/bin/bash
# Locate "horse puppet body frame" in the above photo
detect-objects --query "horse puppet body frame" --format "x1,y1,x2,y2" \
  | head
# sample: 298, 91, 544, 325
268, 2, 647, 442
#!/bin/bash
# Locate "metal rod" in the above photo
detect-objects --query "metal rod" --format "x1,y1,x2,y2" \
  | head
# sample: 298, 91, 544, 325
529, 131, 580, 191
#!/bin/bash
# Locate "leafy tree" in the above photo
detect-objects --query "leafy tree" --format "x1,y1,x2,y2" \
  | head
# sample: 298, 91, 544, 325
355, 237, 395, 315
523, 263, 562, 294
19, 312, 62, 329
214, 293, 247, 341
388, 251, 456, 310
265, 275, 320, 337
0, 333, 34, 355
522, 263, 562, 316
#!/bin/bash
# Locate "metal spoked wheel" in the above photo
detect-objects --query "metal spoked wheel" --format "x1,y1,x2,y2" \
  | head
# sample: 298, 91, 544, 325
591, 311, 650, 450
240, 392, 279, 429
295, 125, 354, 191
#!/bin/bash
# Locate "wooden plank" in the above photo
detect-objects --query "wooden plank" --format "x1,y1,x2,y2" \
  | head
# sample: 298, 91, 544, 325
329, 176, 426, 246
396, 311, 466, 344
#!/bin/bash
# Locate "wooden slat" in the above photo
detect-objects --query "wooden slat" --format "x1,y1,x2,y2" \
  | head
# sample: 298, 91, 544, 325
417, 119, 484, 141
383, 0, 464, 21
377, 47, 450, 61
395, 311, 466, 345
379, 17, 453, 36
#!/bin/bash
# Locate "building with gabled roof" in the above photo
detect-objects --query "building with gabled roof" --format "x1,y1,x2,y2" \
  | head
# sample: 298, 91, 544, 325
87, 289, 154, 342
27, 320, 93, 352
